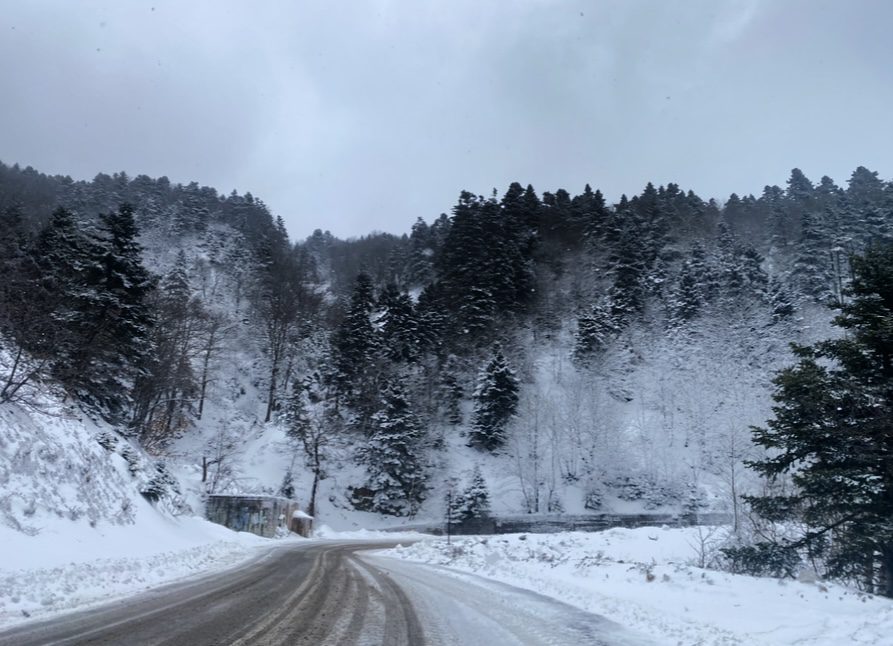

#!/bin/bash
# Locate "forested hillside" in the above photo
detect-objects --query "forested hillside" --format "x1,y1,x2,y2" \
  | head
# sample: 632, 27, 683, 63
1, 160, 891, 531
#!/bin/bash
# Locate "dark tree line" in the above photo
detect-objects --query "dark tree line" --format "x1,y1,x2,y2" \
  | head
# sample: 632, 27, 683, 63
1, 204, 153, 419
0, 163, 321, 454
4, 159, 893, 542
308, 165, 893, 518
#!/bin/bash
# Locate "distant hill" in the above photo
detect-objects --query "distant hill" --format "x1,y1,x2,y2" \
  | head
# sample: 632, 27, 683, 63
1, 160, 891, 527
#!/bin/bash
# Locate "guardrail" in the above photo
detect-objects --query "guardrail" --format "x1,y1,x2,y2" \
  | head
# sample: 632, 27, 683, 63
387, 512, 732, 536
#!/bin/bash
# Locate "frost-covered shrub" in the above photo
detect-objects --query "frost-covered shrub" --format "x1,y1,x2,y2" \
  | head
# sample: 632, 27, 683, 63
720, 542, 800, 578
119, 444, 141, 477
95, 431, 118, 452
610, 475, 680, 509
451, 466, 491, 521
278, 470, 295, 499
140, 461, 180, 503
583, 487, 603, 511
683, 484, 709, 514
546, 494, 564, 513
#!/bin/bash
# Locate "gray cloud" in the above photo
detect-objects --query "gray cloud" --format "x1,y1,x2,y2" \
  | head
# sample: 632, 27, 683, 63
1, 0, 891, 239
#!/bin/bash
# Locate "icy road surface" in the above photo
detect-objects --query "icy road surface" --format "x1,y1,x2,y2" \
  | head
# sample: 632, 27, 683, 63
0, 540, 651, 645
363, 553, 652, 645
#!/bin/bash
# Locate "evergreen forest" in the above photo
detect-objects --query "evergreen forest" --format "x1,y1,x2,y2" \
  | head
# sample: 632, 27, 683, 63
3, 160, 893, 594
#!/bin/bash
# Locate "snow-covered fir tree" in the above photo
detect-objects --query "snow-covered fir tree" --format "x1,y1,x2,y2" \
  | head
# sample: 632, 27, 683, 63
351, 379, 428, 516
469, 345, 519, 452
573, 301, 617, 363
454, 464, 491, 521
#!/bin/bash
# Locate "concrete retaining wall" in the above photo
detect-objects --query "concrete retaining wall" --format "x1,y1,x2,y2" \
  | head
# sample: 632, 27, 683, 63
206, 494, 310, 537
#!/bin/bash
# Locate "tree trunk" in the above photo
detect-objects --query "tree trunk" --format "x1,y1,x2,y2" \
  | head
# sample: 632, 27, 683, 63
0, 345, 25, 401
881, 545, 893, 598
730, 463, 739, 534
198, 349, 211, 419
308, 470, 319, 519
265, 362, 278, 423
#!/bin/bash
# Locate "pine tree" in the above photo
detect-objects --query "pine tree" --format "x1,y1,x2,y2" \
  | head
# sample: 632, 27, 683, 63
476, 193, 529, 319
29, 206, 89, 300
278, 470, 295, 499
791, 209, 833, 300
633, 181, 671, 261
500, 182, 527, 229
668, 260, 703, 325
377, 283, 419, 363
455, 464, 491, 520
439, 356, 464, 425
51, 204, 156, 419
846, 166, 885, 210
744, 245, 893, 596
762, 185, 788, 251
469, 345, 519, 452
333, 272, 380, 412
437, 192, 490, 339
21, 207, 87, 362
405, 217, 435, 286
415, 281, 446, 355
815, 175, 843, 217
0, 205, 26, 266
436, 189, 533, 346
786, 168, 815, 208
767, 277, 796, 323
688, 241, 717, 299
575, 184, 608, 244
457, 285, 497, 339
573, 301, 617, 363
351, 380, 428, 516
521, 183, 542, 231
540, 188, 574, 245
715, 223, 768, 311
608, 213, 649, 323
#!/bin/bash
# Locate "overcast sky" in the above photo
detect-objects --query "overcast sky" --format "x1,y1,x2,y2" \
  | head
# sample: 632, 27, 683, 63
2, 1, 892, 239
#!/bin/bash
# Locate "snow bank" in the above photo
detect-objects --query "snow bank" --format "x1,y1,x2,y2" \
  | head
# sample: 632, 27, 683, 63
314, 524, 435, 542
0, 395, 282, 629
382, 526, 893, 645
0, 402, 137, 532
0, 512, 276, 628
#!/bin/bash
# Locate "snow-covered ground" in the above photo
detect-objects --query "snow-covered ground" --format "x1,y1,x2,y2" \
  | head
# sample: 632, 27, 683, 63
0, 511, 277, 628
381, 526, 893, 645
361, 551, 654, 645
6, 509, 893, 644
0, 390, 280, 629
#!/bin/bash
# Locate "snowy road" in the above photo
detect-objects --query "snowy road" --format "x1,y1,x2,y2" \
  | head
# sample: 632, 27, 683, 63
365, 553, 652, 645
0, 540, 651, 645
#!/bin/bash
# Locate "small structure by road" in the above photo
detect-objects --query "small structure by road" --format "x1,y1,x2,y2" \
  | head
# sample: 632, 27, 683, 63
206, 494, 311, 537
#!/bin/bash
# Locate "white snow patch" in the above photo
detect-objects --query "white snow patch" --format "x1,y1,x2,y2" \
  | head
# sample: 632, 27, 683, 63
380, 526, 893, 645
314, 524, 435, 543
0, 512, 277, 628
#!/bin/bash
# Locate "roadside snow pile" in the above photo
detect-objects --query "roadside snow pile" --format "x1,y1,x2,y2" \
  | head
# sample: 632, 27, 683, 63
315, 524, 434, 542
0, 403, 137, 532
0, 392, 281, 629
384, 527, 893, 645
0, 512, 273, 628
